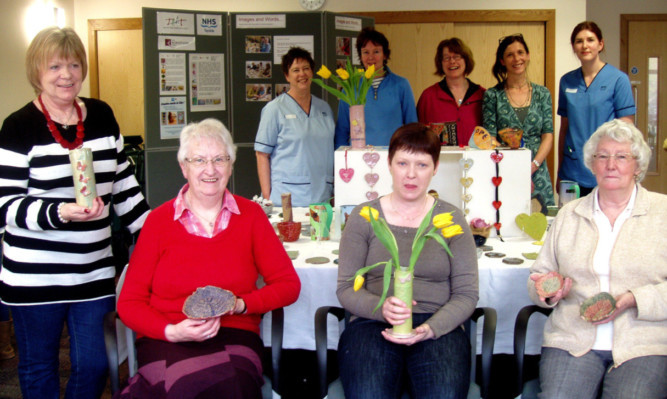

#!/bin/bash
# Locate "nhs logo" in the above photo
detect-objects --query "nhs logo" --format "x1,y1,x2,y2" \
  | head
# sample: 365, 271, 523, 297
197, 14, 222, 36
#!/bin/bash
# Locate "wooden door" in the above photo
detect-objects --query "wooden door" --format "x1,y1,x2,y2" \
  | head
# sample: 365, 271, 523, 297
623, 15, 667, 194
88, 18, 144, 140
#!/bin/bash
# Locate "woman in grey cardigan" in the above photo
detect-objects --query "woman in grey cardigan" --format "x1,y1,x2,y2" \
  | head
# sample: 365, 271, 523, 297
528, 119, 667, 398
337, 123, 479, 399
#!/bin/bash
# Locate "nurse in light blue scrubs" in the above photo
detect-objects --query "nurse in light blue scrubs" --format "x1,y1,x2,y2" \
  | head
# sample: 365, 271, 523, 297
255, 47, 335, 207
557, 21, 635, 196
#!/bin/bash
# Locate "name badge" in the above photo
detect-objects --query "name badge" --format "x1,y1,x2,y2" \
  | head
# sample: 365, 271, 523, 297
566, 88, 578, 93
285, 114, 297, 119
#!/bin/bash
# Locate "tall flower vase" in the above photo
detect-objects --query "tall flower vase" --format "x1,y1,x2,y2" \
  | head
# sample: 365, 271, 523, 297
391, 267, 415, 337
349, 104, 366, 148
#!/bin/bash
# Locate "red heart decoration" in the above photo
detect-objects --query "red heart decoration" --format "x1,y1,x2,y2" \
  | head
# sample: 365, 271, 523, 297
492, 201, 502, 210
490, 152, 504, 163
339, 168, 354, 183
492, 176, 503, 186
494, 222, 502, 230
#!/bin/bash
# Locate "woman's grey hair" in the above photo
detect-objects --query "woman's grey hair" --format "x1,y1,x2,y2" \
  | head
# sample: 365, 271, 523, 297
583, 119, 651, 181
177, 118, 236, 164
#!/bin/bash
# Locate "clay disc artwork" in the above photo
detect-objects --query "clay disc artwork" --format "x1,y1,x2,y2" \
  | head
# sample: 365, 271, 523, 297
522, 252, 539, 260
480, 245, 493, 252
484, 251, 505, 258
332, 249, 339, 255
502, 257, 524, 265
580, 292, 616, 322
305, 256, 330, 264
183, 286, 236, 319
286, 250, 299, 260
535, 271, 564, 298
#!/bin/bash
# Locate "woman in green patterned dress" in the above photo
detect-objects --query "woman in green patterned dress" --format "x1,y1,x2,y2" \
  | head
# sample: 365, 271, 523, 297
482, 34, 555, 209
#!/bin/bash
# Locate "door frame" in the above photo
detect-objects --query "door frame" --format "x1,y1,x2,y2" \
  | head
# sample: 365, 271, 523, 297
620, 14, 667, 73
88, 18, 143, 99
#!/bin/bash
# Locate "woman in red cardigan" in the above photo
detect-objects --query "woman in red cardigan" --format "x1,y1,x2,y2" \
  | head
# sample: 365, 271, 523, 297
117, 118, 300, 399
417, 37, 485, 146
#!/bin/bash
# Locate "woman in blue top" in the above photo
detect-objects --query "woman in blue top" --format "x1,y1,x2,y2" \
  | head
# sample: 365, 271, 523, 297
557, 21, 635, 196
482, 34, 555, 208
255, 47, 335, 207
334, 27, 417, 148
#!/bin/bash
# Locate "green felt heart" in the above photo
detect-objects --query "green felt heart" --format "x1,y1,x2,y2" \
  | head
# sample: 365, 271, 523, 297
515, 212, 547, 241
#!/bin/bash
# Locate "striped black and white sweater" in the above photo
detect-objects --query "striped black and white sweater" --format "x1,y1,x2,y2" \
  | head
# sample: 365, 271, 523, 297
0, 98, 150, 305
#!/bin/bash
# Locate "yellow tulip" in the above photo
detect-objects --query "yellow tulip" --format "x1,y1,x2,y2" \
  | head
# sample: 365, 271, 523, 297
316, 65, 332, 79
364, 64, 376, 79
353, 275, 365, 291
357, 68, 364, 73
336, 68, 350, 80
442, 224, 463, 238
359, 206, 379, 222
432, 212, 454, 229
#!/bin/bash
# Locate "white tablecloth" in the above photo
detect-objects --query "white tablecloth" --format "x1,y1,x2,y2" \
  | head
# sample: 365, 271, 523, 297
261, 212, 546, 355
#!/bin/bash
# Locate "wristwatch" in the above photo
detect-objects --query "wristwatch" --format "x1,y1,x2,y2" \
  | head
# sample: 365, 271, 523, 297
532, 159, 540, 168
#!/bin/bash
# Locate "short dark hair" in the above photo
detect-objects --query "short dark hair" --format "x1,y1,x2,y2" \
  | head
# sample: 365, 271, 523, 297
389, 123, 441, 166
570, 21, 604, 49
434, 37, 475, 77
281, 47, 315, 76
356, 27, 390, 66
492, 34, 530, 84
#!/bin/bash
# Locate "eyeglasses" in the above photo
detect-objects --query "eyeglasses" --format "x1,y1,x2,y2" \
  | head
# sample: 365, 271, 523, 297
592, 153, 636, 164
185, 155, 231, 168
443, 54, 462, 62
499, 33, 524, 44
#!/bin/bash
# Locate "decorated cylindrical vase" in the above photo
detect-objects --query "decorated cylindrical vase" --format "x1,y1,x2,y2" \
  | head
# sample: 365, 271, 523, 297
69, 148, 97, 208
349, 104, 366, 149
391, 267, 414, 337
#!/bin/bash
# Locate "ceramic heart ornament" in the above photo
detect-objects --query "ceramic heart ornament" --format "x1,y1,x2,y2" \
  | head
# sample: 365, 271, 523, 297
459, 158, 474, 171
364, 173, 379, 187
490, 152, 504, 163
460, 177, 473, 188
366, 191, 378, 200
492, 176, 503, 186
362, 152, 380, 168
339, 168, 354, 183
515, 212, 547, 241
492, 201, 502, 210
461, 193, 472, 203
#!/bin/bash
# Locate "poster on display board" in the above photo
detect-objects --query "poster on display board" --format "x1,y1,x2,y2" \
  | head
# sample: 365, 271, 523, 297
159, 96, 187, 139
189, 53, 225, 112
159, 53, 186, 95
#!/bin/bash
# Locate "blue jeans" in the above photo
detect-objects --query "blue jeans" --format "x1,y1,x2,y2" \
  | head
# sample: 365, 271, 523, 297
10, 297, 115, 399
338, 313, 470, 399
539, 347, 667, 399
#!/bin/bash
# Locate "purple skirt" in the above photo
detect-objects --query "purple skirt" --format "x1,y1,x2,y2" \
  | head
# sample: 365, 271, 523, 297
115, 327, 264, 399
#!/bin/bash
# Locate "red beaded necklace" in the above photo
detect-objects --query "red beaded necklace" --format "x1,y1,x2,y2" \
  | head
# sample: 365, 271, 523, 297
38, 94, 84, 150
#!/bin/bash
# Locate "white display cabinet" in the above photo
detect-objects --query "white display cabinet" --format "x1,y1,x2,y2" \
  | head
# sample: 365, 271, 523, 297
334, 146, 532, 238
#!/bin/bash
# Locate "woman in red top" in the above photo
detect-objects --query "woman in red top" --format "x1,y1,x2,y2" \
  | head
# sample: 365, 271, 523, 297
417, 38, 485, 145
117, 118, 300, 399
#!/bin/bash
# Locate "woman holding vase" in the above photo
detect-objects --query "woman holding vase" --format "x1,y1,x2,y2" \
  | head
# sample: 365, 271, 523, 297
336, 123, 479, 398
417, 37, 486, 146
334, 27, 417, 148
482, 34, 556, 208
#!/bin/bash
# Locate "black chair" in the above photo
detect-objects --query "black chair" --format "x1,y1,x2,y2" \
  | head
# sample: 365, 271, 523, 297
315, 306, 497, 399
513, 305, 552, 399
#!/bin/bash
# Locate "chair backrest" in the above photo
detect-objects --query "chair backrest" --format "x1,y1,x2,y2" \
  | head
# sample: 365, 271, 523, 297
513, 305, 552, 394
315, 306, 497, 399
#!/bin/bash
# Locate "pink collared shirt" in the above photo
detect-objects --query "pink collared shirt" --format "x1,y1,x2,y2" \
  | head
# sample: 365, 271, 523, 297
173, 184, 240, 238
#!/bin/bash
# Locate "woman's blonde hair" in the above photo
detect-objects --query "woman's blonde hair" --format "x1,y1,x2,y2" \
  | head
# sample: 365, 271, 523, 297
26, 27, 88, 95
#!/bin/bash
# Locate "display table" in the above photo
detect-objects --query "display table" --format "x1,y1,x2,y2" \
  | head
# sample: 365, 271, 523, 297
261, 211, 546, 355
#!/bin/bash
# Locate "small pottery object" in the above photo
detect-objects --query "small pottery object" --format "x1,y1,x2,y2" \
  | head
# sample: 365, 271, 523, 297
472, 126, 499, 150
535, 271, 564, 298
580, 292, 617, 322
522, 252, 539, 260
498, 127, 523, 149
183, 286, 236, 319
480, 245, 493, 252
484, 252, 505, 258
305, 256, 330, 264
69, 148, 97, 208
286, 250, 299, 260
476, 248, 483, 259
502, 257, 524, 265
473, 235, 487, 247
332, 249, 339, 255
281, 193, 293, 222
277, 221, 301, 242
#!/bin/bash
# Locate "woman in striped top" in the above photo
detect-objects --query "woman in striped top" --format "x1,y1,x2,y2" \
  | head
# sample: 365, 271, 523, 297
0, 27, 150, 399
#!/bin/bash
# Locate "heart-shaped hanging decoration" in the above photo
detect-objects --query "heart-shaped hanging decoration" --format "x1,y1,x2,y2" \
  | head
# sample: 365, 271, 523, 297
492, 176, 503, 186
366, 191, 378, 200
364, 173, 379, 187
494, 222, 502, 230
490, 152, 504, 163
462, 193, 473, 203
362, 152, 380, 168
339, 168, 354, 183
464, 208, 470, 215
459, 158, 474, 171
492, 201, 502, 210
460, 177, 473, 188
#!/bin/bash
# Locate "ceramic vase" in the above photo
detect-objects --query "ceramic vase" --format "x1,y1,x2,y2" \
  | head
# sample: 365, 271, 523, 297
69, 147, 97, 208
349, 104, 366, 148
391, 267, 414, 337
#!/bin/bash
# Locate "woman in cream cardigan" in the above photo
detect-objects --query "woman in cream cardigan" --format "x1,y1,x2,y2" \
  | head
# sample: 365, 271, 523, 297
527, 119, 666, 398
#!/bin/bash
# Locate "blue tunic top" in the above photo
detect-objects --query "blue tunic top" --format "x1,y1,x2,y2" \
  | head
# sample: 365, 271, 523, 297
255, 93, 335, 207
334, 67, 417, 148
557, 64, 635, 188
